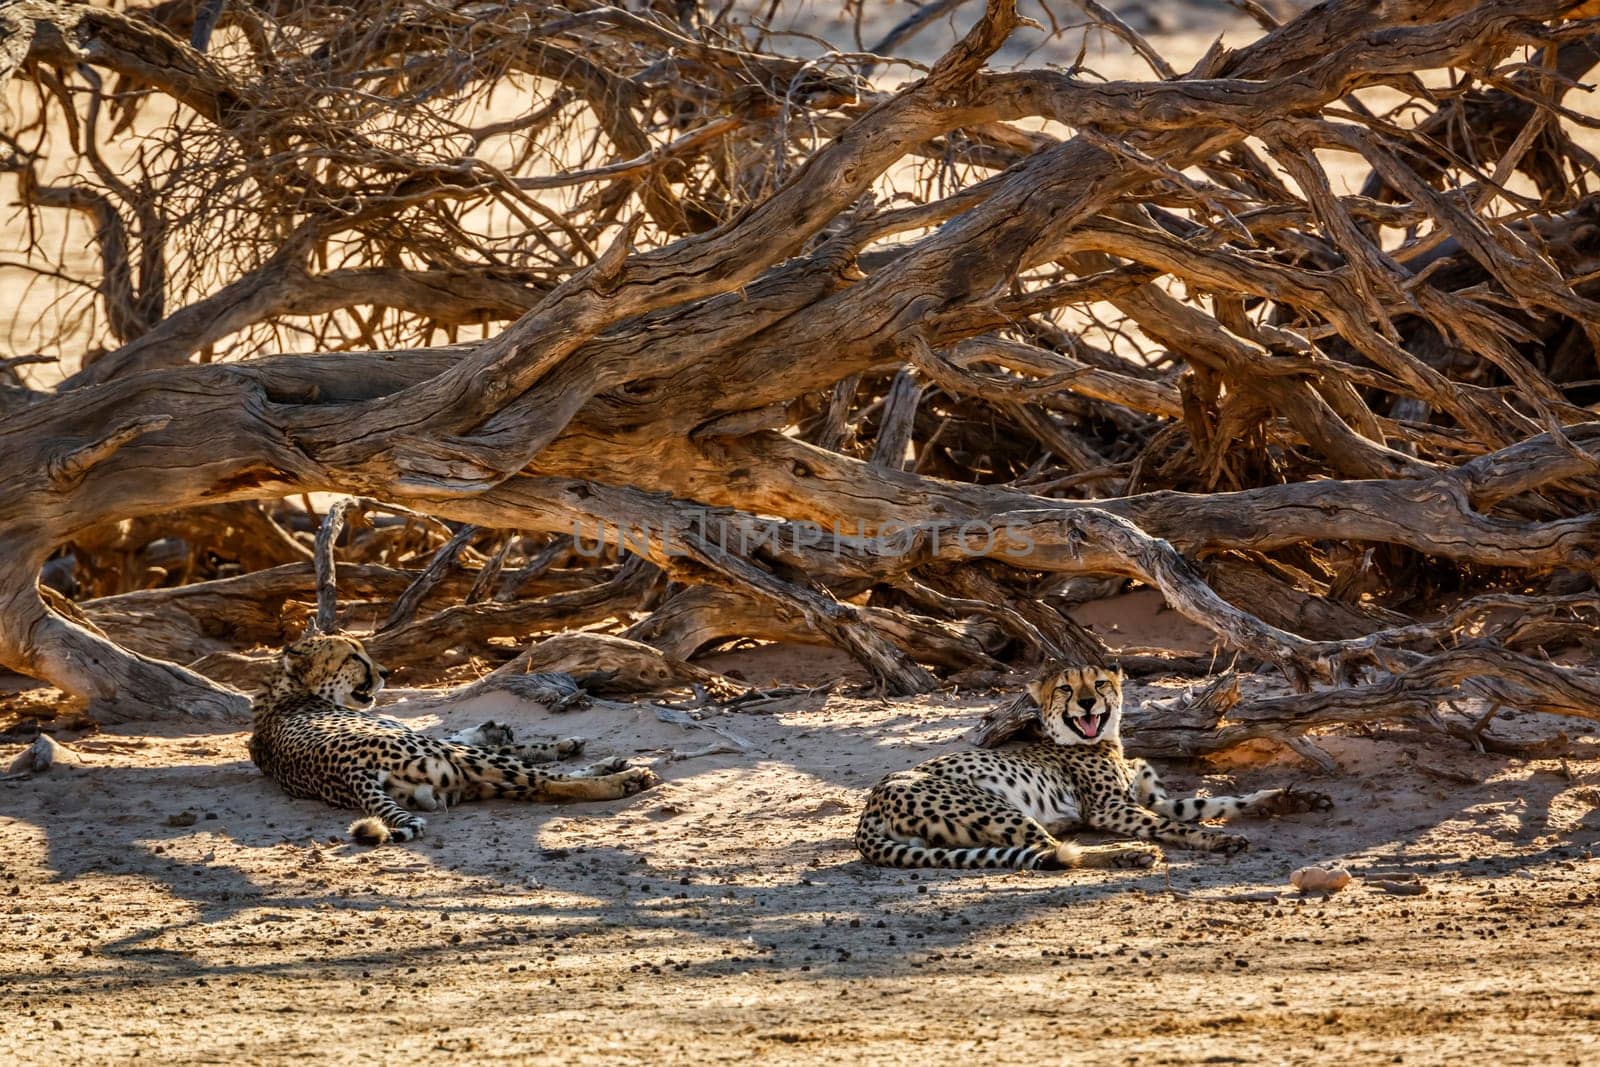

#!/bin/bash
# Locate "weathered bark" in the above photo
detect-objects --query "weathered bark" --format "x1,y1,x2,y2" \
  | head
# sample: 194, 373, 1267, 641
626, 586, 1004, 671
4, 0, 1600, 746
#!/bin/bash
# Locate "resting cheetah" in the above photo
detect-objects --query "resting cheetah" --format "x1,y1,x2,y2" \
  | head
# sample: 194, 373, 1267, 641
856, 664, 1332, 870
249, 633, 659, 844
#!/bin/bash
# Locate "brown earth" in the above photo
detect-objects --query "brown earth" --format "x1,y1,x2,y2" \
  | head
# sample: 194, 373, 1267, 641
3, 624, 1599, 1066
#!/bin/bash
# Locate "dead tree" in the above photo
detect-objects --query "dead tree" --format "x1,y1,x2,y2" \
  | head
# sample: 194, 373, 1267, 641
3, 0, 1600, 752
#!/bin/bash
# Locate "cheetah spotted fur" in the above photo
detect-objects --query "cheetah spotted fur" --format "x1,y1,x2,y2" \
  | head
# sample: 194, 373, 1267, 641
856, 664, 1333, 870
249, 633, 658, 845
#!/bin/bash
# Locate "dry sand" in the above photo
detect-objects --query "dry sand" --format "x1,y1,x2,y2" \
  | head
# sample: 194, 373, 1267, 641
3, 620, 1599, 1065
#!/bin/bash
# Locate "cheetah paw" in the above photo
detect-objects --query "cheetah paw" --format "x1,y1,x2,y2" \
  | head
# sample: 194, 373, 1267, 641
1114, 844, 1163, 869
617, 767, 660, 795
1072, 842, 1162, 870
555, 736, 587, 759
450, 721, 516, 747
1211, 834, 1249, 856
1264, 786, 1334, 816
586, 755, 632, 775
1293, 787, 1335, 814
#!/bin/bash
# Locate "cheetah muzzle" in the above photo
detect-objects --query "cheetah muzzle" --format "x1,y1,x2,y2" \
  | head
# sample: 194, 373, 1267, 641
856, 664, 1333, 870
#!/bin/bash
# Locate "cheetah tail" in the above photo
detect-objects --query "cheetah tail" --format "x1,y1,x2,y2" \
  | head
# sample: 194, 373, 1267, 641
349, 817, 391, 846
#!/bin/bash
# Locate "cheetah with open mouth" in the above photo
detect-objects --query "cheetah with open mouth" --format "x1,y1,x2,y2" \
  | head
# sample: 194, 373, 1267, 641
856, 664, 1332, 870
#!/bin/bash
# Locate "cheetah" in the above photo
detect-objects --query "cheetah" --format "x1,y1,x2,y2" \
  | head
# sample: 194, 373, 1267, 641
249, 632, 658, 845
856, 664, 1332, 870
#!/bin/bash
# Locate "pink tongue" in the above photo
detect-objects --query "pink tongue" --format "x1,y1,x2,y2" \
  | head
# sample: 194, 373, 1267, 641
1076, 714, 1100, 738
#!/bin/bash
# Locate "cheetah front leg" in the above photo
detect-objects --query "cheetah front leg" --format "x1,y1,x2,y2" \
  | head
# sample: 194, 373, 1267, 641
528, 765, 660, 801
446, 723, 586, 764
1089, 794, 1246, 855
473, 756, 642, 789
465, 752, 660, 803
497, 738, 587, 763
559, 756, 637, 778
472, 735, 588, 765
1131, 761, 1333, 823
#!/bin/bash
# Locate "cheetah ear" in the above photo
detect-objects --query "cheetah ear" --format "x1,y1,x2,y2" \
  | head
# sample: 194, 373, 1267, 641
1025, 680, 1044, 703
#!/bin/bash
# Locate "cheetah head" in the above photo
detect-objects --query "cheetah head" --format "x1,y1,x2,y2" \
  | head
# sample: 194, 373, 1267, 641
1028, 664, 1123, 746
279, 632, 389, 709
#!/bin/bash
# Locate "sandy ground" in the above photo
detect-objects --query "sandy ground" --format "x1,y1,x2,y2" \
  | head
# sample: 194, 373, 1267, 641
3, 633, 1600, 1066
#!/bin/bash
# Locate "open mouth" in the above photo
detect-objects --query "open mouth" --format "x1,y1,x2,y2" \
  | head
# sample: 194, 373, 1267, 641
1067, 711, 1106, 740
350, 684, 374, 704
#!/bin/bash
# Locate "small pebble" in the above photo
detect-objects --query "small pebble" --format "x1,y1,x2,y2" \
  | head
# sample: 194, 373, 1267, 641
1290, 865, 1352, 893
